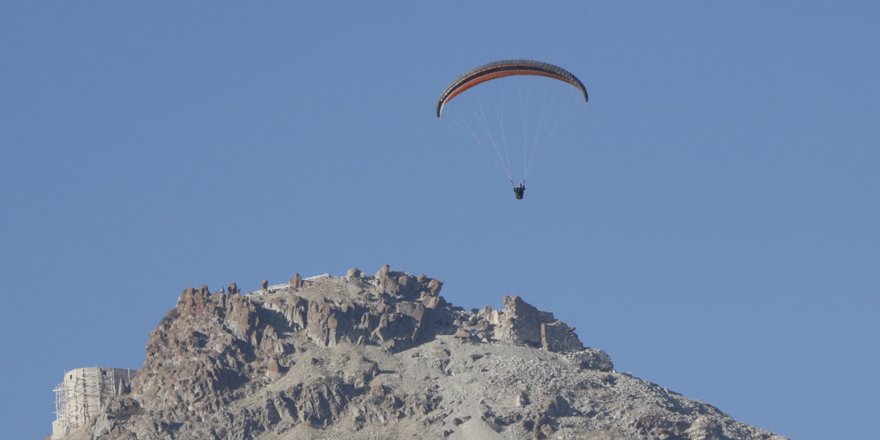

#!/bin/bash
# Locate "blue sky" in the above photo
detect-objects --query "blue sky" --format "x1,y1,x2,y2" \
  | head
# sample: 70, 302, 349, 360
2, 2, 878, 439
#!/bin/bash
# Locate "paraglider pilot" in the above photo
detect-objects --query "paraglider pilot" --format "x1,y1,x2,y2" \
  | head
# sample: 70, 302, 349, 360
513, 183, 526, 200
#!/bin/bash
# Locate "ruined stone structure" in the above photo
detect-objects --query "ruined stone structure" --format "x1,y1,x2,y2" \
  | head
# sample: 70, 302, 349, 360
52, 367, 137, 439
485, 295, 584, 352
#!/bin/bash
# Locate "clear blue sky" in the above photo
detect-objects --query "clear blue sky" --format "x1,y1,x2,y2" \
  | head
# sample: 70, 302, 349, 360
2, 2, 878, 439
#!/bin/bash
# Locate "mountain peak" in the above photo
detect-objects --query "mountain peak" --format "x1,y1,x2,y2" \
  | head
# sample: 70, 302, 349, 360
51, 266, 785, 440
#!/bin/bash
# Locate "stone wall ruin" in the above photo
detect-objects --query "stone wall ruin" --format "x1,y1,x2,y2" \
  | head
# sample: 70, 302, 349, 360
52, 367, 138, 439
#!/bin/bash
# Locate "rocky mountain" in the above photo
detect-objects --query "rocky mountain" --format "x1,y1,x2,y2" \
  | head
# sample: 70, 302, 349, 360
54, 266, 787, 440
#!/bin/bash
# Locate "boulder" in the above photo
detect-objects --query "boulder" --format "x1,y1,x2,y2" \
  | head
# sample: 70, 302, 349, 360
290, 273, 303, 289
375, 264, 391, 281
566, 348, 614, 372
427, 279, 443, 295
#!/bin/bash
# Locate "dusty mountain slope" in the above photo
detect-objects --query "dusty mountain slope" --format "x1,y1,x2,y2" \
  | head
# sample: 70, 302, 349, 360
58, 266, 786, 440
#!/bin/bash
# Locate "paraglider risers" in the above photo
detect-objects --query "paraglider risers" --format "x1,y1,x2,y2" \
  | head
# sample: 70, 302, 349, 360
513, 184, 526, 200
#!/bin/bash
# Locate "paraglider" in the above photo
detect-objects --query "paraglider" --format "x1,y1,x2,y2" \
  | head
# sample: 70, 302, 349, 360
513, 183, 526, 200
436, 60, 588, 200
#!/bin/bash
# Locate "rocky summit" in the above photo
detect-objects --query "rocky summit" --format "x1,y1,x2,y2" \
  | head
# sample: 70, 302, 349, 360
55, 266, 787, 440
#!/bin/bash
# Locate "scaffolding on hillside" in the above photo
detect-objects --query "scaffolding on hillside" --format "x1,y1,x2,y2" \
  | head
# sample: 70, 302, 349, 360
51, 367, 136, 439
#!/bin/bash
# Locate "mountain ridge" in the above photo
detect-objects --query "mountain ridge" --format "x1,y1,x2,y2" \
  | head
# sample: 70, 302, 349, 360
51, 265, 787, 440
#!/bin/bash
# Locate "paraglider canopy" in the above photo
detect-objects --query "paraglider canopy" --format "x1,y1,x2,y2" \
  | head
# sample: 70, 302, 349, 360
436, 59, 588, 118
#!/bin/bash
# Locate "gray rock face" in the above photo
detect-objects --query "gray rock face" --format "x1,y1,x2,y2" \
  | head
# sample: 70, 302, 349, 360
55, 266, 786, 440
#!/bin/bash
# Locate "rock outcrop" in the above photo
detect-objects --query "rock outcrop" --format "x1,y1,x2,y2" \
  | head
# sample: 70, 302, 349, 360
53, 266, 786, 440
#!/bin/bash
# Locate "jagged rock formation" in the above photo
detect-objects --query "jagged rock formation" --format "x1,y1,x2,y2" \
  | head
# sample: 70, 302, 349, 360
54, 267, 787, 440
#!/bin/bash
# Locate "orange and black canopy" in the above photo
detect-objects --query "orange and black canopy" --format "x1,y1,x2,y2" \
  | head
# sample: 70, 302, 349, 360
436, 59, 588, 118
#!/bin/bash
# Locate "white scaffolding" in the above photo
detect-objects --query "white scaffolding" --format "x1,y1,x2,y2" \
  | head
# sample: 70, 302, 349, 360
51, 367, 137, 439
